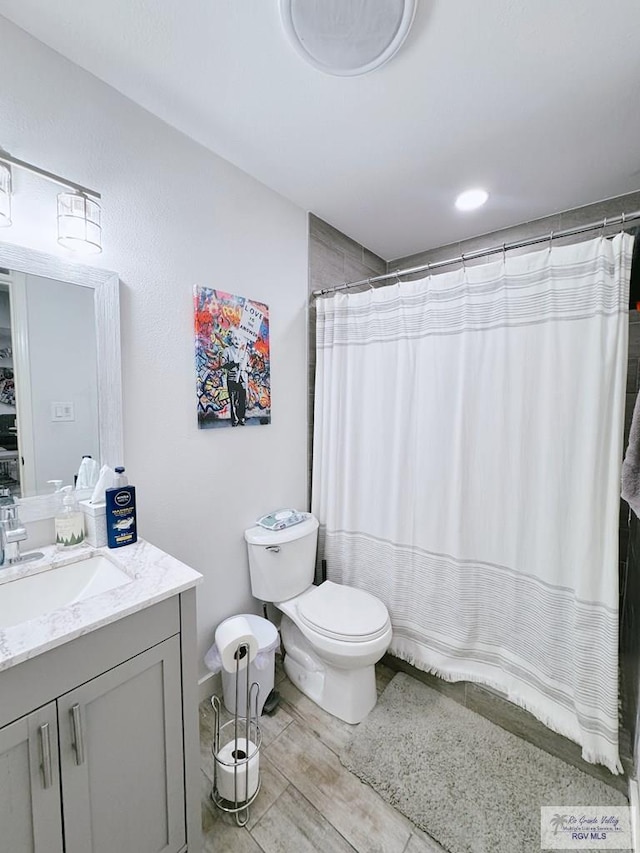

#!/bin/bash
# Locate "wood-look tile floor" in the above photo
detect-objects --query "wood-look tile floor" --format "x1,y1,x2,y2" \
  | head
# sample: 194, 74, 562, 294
199, 657, 445, 853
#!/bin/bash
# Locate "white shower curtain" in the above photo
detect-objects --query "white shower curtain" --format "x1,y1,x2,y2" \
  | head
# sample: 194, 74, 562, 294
312, 234, 634, 773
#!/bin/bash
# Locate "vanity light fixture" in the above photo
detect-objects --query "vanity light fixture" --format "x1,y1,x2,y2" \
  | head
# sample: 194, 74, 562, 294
455, 188, 489, 212
0, 163, 11, 227
57, 192, 102, 255
0, 150, 102, 254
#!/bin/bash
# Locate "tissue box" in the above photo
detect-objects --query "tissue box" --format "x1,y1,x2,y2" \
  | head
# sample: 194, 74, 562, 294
79, 500, 107, 547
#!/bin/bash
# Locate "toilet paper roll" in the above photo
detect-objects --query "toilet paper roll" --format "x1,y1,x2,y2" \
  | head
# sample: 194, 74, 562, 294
215, 616, 259, 673
216, 738, 259, 803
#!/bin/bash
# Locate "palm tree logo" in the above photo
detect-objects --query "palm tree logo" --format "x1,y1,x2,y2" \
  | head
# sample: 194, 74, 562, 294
550, 814, 569, 835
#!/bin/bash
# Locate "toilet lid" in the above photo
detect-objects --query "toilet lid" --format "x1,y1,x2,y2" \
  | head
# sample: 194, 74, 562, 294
298, 581, 390, 641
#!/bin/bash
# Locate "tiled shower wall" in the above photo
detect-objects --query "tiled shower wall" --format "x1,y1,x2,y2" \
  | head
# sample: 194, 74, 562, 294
308, 189, 640, 777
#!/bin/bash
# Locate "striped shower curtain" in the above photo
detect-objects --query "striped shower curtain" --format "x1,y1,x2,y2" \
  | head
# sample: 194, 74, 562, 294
312, 234, 634, 773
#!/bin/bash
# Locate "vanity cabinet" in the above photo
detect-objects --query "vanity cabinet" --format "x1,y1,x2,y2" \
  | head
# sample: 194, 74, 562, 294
0, 590, 201, 853
59, 636, 184, 853
0, 702, 63, 853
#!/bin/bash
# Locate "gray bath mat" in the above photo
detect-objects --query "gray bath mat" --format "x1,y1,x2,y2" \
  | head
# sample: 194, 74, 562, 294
340, 673, 630, 853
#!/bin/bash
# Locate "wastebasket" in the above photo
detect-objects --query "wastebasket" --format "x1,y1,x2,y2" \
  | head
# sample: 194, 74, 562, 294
218, 614, 279, 717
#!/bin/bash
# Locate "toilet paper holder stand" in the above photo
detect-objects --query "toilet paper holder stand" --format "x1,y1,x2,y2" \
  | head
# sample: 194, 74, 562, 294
210, 641, 262, 826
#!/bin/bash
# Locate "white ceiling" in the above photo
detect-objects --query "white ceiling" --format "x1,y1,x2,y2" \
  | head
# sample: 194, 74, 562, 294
2, 0, 640, 260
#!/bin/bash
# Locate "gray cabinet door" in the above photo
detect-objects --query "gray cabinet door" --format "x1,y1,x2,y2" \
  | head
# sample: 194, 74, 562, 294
58, 635, 186, 853
0, 702, 63, 853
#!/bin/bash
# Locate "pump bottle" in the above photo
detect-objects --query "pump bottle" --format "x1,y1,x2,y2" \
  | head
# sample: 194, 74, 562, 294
105, 466, 137, 548
55, 486, 85, 549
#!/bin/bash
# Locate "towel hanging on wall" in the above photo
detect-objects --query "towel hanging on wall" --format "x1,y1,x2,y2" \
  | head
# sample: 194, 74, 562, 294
622, 227, 640, 514
622, 393, 640, 516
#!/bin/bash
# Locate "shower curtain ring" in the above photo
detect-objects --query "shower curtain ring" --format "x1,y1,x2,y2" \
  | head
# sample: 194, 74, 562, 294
461, 253, 466, 272
427, 263, 432, 280
621, 212, 627, 233
367, 278, 374, 290
502, 243, 507, 265
548, 231, 554, 252
601, 216, 607, 237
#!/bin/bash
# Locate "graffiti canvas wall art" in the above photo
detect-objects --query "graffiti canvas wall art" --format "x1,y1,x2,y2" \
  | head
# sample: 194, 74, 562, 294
194, 287, 271, 429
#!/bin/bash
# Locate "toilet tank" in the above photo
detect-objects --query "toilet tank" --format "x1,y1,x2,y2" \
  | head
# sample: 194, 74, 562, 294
244, 514, 319, 602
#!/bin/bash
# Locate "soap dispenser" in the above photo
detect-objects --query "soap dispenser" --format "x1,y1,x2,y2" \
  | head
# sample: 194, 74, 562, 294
55, 486, 85, 549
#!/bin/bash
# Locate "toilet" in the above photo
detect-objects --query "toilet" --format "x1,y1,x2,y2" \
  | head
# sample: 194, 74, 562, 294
244, 513, 392, 724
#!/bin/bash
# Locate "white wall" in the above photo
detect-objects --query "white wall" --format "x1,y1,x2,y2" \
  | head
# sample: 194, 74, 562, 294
0, 16, 309, 678
26, 275, 98, 493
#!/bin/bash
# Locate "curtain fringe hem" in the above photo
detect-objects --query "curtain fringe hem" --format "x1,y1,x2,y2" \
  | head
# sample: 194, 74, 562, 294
389, 641, 624, 776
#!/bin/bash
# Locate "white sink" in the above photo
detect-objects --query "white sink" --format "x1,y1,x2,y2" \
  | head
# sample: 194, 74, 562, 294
0, 555, 133, 629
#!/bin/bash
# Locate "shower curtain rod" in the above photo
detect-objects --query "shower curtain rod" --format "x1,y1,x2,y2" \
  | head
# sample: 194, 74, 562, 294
311, 209, 640, 298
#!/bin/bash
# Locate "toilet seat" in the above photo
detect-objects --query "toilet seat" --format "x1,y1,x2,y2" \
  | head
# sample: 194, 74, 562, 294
297, 581, 390, 643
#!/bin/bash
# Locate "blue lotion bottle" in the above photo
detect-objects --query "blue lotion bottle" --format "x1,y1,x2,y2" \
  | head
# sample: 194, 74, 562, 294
105, 466, 137, 548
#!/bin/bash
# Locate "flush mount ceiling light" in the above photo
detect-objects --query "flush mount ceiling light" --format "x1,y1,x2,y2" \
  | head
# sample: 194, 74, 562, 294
0, 163, 11, 227
279, 0, 417, 77
455, 188, 489, 212
0, 150, 102, 254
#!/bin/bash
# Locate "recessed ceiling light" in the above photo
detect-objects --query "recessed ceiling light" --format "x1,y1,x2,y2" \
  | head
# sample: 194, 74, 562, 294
455, 188, 489, 212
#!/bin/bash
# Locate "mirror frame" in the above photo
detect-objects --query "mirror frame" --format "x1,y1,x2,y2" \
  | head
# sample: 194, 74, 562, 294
0, 240, 122, 521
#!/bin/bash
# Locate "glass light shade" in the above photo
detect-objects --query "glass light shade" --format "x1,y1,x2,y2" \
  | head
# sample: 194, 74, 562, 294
0, 163, 12, 227
57, 192, 102, 254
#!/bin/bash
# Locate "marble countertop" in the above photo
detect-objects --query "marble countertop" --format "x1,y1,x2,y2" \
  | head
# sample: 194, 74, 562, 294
0, 539, 202, 672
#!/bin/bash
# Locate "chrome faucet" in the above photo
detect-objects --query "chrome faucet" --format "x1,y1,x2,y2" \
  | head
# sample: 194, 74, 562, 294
0, 493, 43, 567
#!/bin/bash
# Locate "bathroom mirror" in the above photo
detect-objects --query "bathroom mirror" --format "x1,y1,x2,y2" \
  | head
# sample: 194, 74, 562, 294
0, 239, 122, 520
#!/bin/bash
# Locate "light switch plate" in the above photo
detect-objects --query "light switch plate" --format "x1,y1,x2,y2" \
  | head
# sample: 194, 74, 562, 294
51, 401, 75, 422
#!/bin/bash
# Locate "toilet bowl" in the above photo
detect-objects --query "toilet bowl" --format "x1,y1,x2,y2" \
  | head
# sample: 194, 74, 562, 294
244, 515, 393, 724
278, 581, 392, 723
